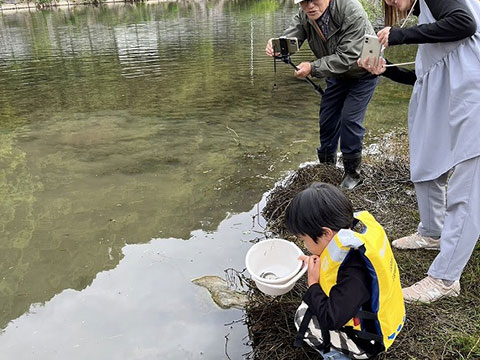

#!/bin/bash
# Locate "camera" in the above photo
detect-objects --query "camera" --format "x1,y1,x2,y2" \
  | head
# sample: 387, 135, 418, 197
269, 36, 323, 95
271, 37, 299, 57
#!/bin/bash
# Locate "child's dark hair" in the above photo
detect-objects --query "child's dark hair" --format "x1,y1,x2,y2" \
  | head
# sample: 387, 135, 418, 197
285, 182, 354, 243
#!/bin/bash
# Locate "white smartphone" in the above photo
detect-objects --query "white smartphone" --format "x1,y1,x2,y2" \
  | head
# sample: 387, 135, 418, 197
360, 35, 383, 65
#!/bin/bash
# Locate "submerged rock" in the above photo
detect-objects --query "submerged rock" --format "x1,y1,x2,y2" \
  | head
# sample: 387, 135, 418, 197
192, 275, 248, 310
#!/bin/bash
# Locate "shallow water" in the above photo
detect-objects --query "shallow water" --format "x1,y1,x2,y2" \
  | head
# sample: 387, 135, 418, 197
0, 1, 415, 358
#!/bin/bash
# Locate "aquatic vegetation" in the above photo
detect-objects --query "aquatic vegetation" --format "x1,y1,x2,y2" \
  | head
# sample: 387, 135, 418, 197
192, 275, 248, 310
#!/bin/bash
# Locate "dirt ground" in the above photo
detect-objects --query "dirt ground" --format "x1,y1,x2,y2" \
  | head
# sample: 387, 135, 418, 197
244, 129, 480, 360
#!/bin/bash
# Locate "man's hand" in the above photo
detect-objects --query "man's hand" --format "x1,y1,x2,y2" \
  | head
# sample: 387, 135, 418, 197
377, 27, 391, 48
299, 255, 320, 287
294, 62, 312, 79
265, 38, 280, 57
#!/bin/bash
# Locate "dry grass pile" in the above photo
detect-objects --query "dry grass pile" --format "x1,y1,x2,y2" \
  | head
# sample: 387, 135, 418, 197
244, 129, 480, 360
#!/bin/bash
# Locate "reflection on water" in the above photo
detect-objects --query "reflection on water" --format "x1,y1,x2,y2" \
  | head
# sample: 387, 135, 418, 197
0, 201, 263, 359
0, 0, 414, 358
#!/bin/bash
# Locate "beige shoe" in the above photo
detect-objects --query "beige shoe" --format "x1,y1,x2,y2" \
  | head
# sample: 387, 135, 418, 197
392, 232, 440, 250
403, 276, 460, 303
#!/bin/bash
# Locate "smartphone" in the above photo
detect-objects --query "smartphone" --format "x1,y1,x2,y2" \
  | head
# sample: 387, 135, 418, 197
360, 35, 383, 65
271, 37, 299, 56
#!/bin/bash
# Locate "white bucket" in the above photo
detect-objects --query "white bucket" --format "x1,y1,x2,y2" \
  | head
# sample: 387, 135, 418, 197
245, 238, 307, 296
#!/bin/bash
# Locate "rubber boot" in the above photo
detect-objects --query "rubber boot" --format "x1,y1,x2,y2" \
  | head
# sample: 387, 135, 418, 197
317, 149, 337, 165
340, 155, 362, 190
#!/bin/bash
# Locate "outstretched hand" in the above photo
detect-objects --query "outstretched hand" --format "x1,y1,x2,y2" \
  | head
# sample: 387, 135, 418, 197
357, 56, 386, 75
298, 255, 320, 287
377, 27, 391, 48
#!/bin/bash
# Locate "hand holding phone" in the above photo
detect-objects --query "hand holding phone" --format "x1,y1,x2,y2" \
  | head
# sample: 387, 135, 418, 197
271, 37, 299, 57
360, 35, 383, 66
357, 56, 387, 75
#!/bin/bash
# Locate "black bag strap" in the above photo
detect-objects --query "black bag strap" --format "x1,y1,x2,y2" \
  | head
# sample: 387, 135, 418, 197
354, 330, 384, 343
294, 308, 312, 347
294, 308, 331, 353
341, 326, 383, 357
355, 310, 378, 320
350, 310, 384, 343
341, 325, 383, 344
321, 327, 331, 353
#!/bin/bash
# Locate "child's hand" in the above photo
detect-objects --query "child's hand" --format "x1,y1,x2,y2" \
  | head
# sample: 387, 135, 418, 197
299, 255, 320, 287
298, 255, 310, 266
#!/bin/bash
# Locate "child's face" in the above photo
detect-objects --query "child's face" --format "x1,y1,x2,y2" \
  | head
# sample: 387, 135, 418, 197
297, 230, 333, 256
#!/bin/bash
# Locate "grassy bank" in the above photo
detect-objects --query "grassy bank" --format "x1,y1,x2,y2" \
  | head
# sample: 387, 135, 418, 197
244, 129, 480, 359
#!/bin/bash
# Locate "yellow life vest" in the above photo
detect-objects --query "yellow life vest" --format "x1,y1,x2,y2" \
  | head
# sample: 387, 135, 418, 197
318, 211, 405, 350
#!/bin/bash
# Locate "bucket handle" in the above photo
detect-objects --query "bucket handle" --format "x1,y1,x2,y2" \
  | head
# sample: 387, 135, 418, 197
256, 262, 308, 290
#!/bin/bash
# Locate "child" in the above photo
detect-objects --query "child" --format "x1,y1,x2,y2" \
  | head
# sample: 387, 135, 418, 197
285, 182, 405, 359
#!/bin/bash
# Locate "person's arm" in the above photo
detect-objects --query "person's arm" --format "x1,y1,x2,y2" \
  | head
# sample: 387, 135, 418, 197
302, 251, 371, 330
389, 0, 477, 45
357, 56, 416, 85
382, 60, 416, 85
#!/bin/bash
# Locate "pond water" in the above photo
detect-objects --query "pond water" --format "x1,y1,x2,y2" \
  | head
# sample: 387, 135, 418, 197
0, 1, 414, 359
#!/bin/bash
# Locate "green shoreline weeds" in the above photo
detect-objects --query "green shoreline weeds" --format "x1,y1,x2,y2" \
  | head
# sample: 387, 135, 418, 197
245, 129, 480, 360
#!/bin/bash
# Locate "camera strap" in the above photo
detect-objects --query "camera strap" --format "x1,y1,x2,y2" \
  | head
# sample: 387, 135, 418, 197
384, 0, 417, 68
384, 61, 415, 68
400, 0, 418, 29
311, 20, 327, 43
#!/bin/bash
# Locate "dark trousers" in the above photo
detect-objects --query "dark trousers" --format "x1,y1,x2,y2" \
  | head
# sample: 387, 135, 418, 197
317, 74, 379, 159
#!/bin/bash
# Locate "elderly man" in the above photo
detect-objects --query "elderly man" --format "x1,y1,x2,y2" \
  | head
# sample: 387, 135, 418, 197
266, 0, 378, 189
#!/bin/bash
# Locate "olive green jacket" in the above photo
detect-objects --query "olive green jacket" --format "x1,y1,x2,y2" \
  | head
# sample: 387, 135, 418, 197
283, 0, 375, 79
